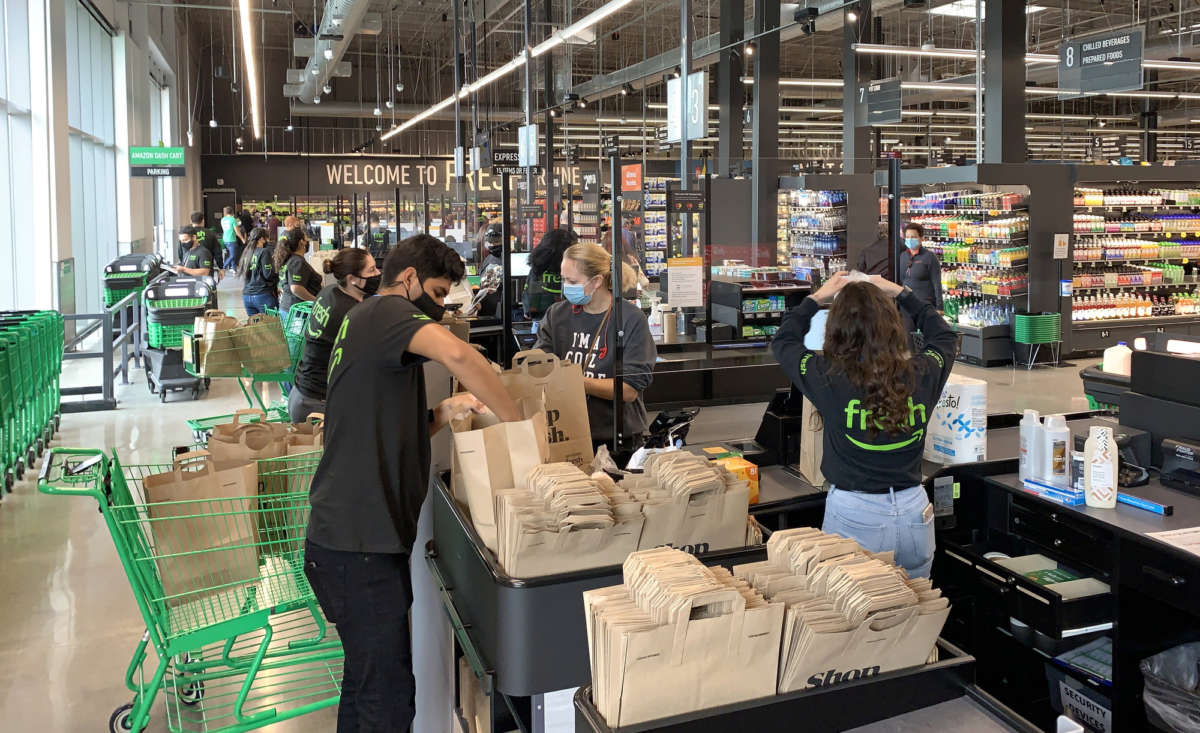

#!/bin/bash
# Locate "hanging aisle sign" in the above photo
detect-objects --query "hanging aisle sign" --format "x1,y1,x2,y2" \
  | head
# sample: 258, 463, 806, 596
1058, 28, 1144, 97
855, 78, 901, 127
130, 147, 186, 177
666, 71, 709, 143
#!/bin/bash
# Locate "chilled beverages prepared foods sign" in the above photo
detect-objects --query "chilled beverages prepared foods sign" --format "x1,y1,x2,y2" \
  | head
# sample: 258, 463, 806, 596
1058, 28, 1144, 97
130, 147, 186, 177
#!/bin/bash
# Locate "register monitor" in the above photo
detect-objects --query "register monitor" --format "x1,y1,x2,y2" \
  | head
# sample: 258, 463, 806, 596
509, 252, 531, 278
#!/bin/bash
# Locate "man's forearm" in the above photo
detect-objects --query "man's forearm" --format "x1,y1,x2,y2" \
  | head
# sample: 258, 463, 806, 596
583, 377, 637, 402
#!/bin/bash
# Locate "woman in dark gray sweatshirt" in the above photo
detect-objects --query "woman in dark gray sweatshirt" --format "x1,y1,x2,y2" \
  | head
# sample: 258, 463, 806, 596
533, 243, 657, 450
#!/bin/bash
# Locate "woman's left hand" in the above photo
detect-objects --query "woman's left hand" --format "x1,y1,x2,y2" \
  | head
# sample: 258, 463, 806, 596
437, 393, 488, 424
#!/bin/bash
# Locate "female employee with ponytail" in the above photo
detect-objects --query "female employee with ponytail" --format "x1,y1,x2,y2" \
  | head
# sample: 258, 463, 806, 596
534, 243, 657, 450
274, 228, 323, 317
289, 248, 382, 422
770, 273, 956, 578
238, 228, 278, 315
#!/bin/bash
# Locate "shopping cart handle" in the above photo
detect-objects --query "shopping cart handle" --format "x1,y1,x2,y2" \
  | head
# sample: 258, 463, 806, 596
37, 448, 110, 499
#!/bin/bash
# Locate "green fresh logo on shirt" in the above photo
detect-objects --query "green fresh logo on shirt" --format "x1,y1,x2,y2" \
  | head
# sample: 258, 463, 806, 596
839, 397, 929, 452
327, 315, 350, 378
292, 274, 302, 282
413, 313, 431, 321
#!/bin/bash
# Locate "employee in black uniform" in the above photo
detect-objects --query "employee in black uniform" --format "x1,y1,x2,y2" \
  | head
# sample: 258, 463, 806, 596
359, 213, 392, 261
238, 228, 278, 315
770, 273, 956, 578
176, 227, 214, 278
274, 228, 322, 317
304, 234, 521, 731
190, 211, 223, 271
287, 248, 380, 422
899, 223, 943, 312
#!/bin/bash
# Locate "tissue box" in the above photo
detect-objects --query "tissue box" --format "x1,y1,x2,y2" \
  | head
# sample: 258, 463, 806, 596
923, 374, 988, 465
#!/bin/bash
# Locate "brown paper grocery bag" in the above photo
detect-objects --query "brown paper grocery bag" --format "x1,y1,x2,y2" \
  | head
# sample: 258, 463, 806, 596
287, 413, 325, 455
208, 409, 289, 469
798, 397, 825, 487
450, 397, 548, 552
234, 314, 291, 373
501, 350, 594, 469
142, 451, 261, 608
193, 309, 242, 377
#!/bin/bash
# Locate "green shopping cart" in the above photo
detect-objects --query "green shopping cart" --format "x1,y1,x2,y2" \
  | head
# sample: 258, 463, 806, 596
39, 448, 342, 733
0, 310, 63, 493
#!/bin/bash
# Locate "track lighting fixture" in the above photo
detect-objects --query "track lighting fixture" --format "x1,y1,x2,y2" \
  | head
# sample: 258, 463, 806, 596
745, 41, 756, 56
323, 48, 334, 60
322, 83, 332, 94
621, 82, 634, 96
209, 119, 218, 128
373, 106, 382, 116
396, 82, 404, 92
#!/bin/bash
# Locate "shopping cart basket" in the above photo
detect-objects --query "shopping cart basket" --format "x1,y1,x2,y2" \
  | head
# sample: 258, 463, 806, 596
105, 254, 163, 307
184, 406, 291, 446
39, 449, 342, 733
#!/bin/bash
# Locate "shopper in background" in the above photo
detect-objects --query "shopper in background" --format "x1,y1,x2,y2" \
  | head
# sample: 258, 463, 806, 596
524, 228, 576, 319
220, 206, 243, 272
288, 248, 381, 423
264, 208, 282, 242
305, 234, 521, 732
855, 222, 893, 277
900, 223, 943, 313
176, 227, 214, 278
238, 228, 278, 316
359, 213, 392, 261
238, 209, 254, 243
534, 242, 657, 451
480, 226, 503, 271
770, 273, 956, 578
274, 228, 322, 316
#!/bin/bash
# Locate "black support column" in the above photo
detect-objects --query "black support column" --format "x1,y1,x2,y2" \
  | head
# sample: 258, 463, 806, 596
1141, 70, 1158, 163
543, 0, 555, 236
983, 0, 1025, 163
717, 0, 744, 178
750, 0, 779, 265
842, 1, 872, 175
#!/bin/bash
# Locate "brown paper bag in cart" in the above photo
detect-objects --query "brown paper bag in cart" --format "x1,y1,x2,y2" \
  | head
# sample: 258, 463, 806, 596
142, 451, 261, 608
192, 309, 243, 377
233, 314, 291, 373
208, 409, 289, 470
286, 413, 325, 456
501, 350, 594, 470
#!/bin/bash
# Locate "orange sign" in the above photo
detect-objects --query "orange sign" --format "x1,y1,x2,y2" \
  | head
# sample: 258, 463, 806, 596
621, 163, 643, 192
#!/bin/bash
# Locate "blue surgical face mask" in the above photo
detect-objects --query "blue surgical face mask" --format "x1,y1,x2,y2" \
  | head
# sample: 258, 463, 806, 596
905, 237, 920, 251
563, 282, 592, 305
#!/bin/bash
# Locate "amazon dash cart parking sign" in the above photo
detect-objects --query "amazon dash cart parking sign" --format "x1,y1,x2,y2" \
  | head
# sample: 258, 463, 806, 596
1059, 28, 1144, 97
130, 147, 185, 177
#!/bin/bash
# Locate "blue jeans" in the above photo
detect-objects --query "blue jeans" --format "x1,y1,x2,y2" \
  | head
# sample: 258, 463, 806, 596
242, 292, 278, 316
822, 485, 935, 578
304, 541, 415, 732
224, 242, 242, 270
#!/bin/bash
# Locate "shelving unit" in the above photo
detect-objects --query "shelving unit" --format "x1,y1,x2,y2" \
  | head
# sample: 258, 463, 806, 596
1068, 184, 1200, 353
709, 279, 809, 341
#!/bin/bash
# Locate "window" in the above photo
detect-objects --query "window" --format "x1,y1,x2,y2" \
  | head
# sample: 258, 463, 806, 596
65, 0, 117, 314
0, 0, 36, 310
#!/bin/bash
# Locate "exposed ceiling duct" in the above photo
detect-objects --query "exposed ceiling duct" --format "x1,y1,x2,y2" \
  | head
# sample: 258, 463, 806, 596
285, 0, 380, 102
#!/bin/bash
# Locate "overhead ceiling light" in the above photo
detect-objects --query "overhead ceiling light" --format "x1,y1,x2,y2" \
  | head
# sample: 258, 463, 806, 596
322, 83, 332, 94
311, 66, 320, 76
323, 48, 334, 60
373, 106, 382, 116
313, 96, 321, 104
235, 136, 244, 145
549, 108, 558, 117
577, 97, 588, 109
1098, 119, 1107, 128
621, 82, 633, 96
236, 0, 261, 139
672, 66, 682, 78
846, 10, 858, 22
530, 0, 636, 56
396, 82, 404, 92
208, 118, 218, 128
330, 15, 343, 25
285, 124, 294, 132
929, 1, 1046, 19
385, 100, 394, 109
186, 130, 193, 146
745, 41, 756, 56
376, 122, 383, 131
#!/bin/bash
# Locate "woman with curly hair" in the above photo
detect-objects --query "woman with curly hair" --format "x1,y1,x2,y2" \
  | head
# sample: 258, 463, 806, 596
770, 272, 956, 577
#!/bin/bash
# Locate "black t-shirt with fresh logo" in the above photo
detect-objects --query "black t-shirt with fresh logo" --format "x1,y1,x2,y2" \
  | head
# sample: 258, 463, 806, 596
242, 248, 278, 296
306, 295, 433, 554
182, 245, 213, 273
293, 284, 358, 400
280, 254, 323, 311
193, 227, 223, 263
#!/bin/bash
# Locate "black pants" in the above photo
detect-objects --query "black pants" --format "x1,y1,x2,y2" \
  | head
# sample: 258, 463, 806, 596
304, 540, 415, 733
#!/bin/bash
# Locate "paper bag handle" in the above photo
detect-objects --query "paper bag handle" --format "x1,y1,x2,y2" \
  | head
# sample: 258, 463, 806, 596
201, 309, 226, 318
511, 349, 560, 376
171, 450, 214, 476
231, 408, 267, 426
303, 412, 325, 425
669, 588, 747, 666
865, 605, 919, 633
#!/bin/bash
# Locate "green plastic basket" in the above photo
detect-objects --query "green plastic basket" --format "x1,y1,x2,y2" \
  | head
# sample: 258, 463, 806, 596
1013, 313, 1062, 345
146, 297, 208, 310
104, 287, 142, 306
1086, 394, 1118, 412
147, 322, 190, 349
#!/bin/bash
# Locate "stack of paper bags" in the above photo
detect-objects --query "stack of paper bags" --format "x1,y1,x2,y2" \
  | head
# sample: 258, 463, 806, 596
733, 528, 950, 693
583, 548, 784, 727
494, 464, 644, 577
621, 451, 750, 554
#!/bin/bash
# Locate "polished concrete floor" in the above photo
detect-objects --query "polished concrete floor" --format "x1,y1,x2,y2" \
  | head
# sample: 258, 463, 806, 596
0, 275, 1092, 732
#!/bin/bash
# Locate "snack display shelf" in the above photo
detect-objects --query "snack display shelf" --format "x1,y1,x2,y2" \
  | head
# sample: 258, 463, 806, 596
573, 639, 980, 733
1075, 204, 1200, 212
943, 261, 1028, 270
1073, 257, 1190, 264
904, 207, 1028, 216
926, 235, 1029, 244
1072, 282, 1193, 293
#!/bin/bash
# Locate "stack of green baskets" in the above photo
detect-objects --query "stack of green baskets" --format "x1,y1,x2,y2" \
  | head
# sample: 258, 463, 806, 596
144, 279, 213, 349
1013, 312, 1062, 345
103, 254, 162, 307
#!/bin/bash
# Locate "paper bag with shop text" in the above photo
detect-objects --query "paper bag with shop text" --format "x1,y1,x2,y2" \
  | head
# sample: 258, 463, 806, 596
450, 397, 548, 552
142, 451, 260, 607
207, 409, 290, 469
501, 350, 593, 469
193, 310, 243, 377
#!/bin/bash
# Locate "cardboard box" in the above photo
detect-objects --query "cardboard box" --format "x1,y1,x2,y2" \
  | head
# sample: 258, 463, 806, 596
714, 456, 760, 504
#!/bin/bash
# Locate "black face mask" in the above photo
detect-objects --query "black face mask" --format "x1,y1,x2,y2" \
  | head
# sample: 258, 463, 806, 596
487, 243, 502, 257
407, 279, 445, 321
359, 274, 381, 296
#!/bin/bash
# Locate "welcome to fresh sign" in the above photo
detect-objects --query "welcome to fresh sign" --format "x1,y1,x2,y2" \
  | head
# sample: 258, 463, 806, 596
322, 160, 583, 194
130, 147, 186, 177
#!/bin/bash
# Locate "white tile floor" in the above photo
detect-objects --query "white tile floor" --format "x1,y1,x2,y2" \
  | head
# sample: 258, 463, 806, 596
0, 277, 1091, 732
